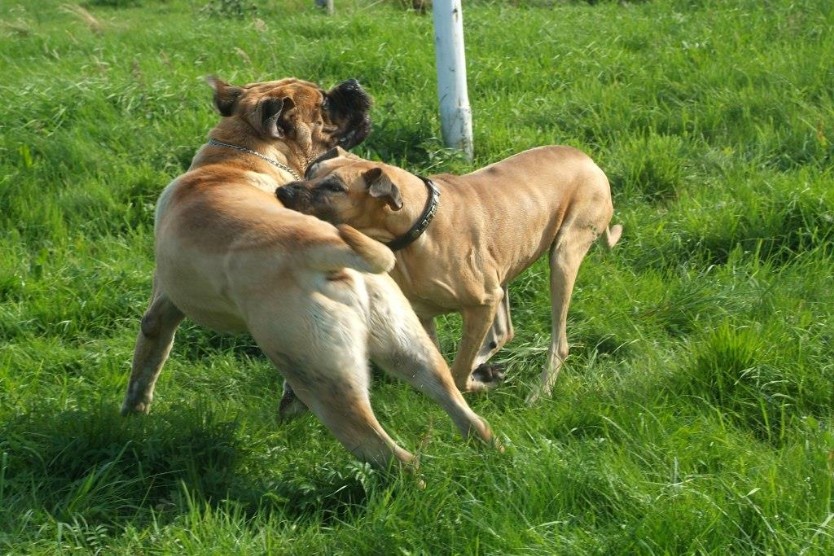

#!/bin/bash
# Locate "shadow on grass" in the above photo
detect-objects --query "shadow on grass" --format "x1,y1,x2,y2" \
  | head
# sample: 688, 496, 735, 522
172, 323, 266, 362
0, 402, 381, 538
659, 322, 834, 447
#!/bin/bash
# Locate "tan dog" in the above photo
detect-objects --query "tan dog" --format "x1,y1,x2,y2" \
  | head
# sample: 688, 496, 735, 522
277, 146, 622, 403
121, 77, 494, 469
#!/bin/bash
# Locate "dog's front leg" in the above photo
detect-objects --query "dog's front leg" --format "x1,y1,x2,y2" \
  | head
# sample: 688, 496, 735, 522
473, 287, 514, 368
278, 380, 308, 420
419, 316, 440, 348
121, 278, 184, 415
452, 301, 502, 393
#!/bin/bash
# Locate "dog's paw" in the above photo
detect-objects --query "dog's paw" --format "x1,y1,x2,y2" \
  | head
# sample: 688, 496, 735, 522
471, 363, 506, 386
120, 396, 152, 416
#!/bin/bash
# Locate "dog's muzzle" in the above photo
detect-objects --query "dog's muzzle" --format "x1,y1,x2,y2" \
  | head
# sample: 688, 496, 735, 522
276, 184, 300, 206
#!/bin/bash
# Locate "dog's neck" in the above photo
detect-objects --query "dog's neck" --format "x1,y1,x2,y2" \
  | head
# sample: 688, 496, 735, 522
386, 176, 440, 251
207, 138, 303, 182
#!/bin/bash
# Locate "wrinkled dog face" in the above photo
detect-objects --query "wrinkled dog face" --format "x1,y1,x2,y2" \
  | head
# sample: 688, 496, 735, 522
207, 77, 372, 158
278, 147, 403, 230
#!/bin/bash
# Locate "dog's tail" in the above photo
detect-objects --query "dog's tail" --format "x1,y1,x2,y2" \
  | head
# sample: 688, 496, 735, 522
602, 224, 623, 250
305, 224, 395, 274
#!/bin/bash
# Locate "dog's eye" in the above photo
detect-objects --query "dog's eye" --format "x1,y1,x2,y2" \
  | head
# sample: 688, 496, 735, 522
320, 181, 346, 194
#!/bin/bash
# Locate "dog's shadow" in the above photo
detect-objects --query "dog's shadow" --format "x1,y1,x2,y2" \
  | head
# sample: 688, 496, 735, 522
1, 402, 379, 535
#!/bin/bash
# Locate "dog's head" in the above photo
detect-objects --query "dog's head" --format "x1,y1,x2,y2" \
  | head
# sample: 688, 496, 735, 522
206, 76, 372, 158
277, 147, 411, 237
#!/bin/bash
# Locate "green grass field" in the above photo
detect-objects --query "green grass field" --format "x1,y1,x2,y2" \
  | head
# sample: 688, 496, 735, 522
1, 0, 832, 553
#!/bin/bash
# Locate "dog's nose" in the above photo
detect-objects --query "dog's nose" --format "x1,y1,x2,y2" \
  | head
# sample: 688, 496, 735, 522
276, 186, 295, 203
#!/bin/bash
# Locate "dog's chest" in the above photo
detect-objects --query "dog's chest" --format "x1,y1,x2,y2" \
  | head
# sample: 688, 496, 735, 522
391, 261, 478, 316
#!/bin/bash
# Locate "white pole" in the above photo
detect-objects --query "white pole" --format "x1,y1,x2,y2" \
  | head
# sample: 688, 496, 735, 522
314, 0, 334, 15
432, 0, 473, 160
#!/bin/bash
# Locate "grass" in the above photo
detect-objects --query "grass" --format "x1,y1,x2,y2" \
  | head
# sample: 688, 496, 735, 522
1, 0, 832, 553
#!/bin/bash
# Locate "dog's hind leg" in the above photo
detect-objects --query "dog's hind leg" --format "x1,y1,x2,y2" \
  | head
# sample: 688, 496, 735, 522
122, 277, 185, 415
525, 225, 597, 405
283, 368, 416, 469
251, 287, 416, 469
363, 274, 497, 448
270, 358, 415, 469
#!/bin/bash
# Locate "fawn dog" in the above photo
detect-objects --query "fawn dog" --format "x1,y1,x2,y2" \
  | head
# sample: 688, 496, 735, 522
278, 146, 622, 403
121, 77, 495, 468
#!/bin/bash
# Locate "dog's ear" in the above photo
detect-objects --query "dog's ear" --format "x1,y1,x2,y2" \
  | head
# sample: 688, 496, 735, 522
364, 168, 403, 211
316, 146, 350, 165
206, 76, 243, 117
338, 148, 364, 162
306, 147, 364, 178
254, 96, 293, 139
305, 146, 344, 178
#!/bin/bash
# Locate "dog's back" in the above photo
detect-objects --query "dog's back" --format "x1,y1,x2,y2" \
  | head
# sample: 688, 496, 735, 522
153, 162, 393, 333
